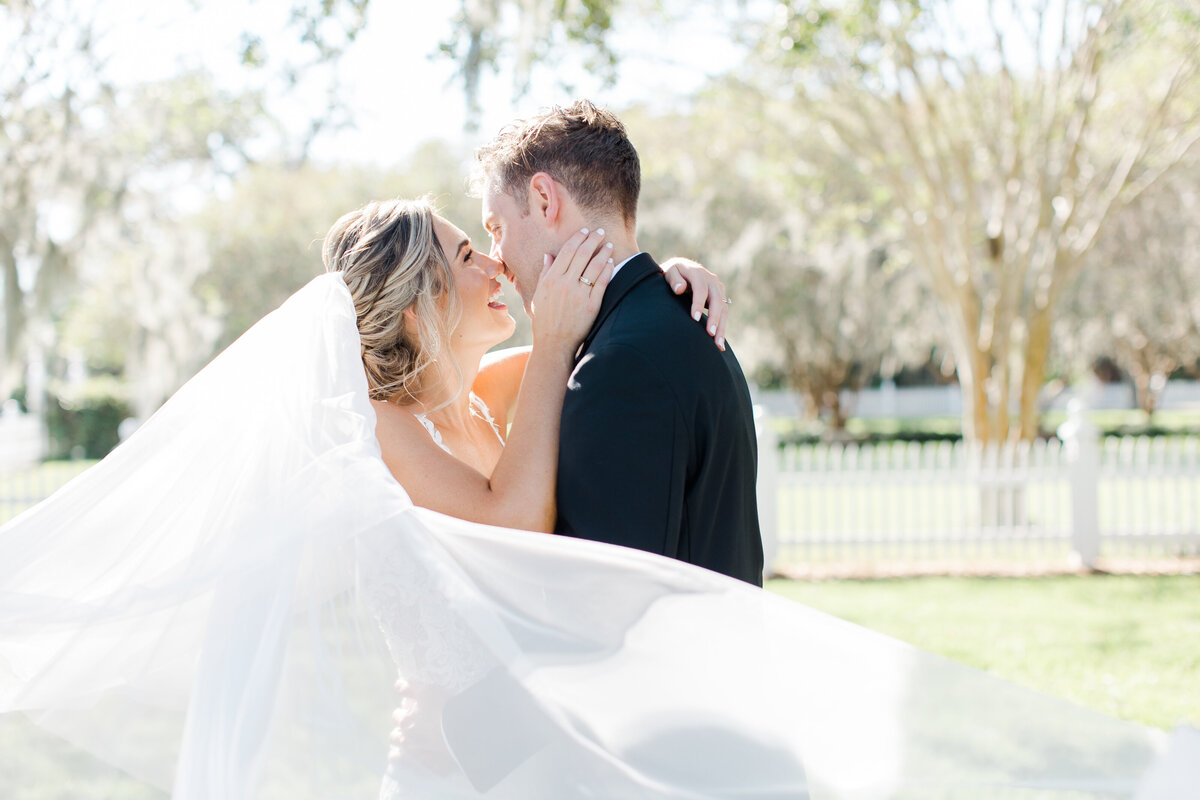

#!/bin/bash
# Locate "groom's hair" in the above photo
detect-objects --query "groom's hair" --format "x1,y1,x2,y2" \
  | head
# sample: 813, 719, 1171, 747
471, 100, 640, 225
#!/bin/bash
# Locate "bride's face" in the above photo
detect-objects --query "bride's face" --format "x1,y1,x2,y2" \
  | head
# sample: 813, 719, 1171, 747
433, 215, 516, 349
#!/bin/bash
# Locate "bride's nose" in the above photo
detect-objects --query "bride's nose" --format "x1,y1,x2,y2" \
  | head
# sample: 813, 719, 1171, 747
479, 252, 503, 278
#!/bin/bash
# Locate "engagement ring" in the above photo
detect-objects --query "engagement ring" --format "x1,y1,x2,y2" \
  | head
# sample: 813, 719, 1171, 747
722, 297, 733, 305
579, 277, 595, 287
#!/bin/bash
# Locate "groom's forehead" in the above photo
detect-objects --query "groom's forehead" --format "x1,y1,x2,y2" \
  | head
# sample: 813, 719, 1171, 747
482, 189, 519, 222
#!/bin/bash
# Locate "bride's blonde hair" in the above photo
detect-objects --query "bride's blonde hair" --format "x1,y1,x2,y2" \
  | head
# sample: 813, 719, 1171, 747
322, 197, 462, 406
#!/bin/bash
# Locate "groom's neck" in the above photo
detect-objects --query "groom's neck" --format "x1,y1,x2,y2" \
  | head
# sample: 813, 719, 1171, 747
580, 219, 639, 267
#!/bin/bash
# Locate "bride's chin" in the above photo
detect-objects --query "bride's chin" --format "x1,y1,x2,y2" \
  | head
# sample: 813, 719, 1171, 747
488, 315, 516, 346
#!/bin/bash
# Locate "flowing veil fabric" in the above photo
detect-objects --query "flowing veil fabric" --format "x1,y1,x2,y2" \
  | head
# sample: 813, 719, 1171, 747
0, 273, 1195, 798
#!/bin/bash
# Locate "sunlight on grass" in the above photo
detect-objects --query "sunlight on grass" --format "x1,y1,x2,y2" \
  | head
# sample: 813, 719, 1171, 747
768, 574, 1200, 730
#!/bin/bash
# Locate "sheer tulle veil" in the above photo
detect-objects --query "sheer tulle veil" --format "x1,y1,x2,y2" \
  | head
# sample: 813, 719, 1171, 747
1, 273, 1195, 798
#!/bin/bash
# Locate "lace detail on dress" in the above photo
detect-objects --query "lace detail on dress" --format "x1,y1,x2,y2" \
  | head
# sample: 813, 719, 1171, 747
412, 394, 504, 455
358, 522, 496, 799
360, 392, 506, 761
357, 527, 493, 697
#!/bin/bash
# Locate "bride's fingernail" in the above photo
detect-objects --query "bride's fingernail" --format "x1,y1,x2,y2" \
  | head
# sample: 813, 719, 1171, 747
708, 324, 717, 335
596, 228, 605, 236
674, 283, 684, 292
692, 311, 701, 322
580, 227, 589, 235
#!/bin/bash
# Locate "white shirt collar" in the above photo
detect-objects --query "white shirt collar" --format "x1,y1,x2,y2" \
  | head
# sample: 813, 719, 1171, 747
610, 252, 645, 280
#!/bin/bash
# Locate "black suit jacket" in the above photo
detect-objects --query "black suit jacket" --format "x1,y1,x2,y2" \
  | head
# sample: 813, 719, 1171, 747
554, 253, 764, 586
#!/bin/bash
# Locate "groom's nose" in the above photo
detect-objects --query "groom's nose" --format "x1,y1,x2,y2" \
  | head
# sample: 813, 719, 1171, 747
489, 239, 505, 262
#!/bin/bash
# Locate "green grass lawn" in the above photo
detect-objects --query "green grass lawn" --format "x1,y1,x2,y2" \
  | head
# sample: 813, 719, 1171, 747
767, 574, 1200, 730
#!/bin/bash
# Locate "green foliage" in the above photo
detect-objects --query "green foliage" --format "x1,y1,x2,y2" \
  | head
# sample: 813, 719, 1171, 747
437, 0, 625, 120
44, 377, 130, 460
193, 142, 486, 352
741, 0, 1200, 442
626, 82, 940, 428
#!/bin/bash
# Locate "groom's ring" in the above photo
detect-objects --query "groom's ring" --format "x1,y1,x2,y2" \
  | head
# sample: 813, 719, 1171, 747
579, 277, 595, 287
722, 297, 733, 305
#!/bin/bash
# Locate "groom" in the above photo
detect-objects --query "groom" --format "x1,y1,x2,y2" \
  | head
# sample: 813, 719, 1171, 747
472, 101, 763, 586
388, 103, 766, 787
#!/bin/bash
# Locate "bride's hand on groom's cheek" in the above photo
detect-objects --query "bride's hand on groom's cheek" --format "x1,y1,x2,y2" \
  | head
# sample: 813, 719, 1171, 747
388, 677, 457, 776
661, 257, 731, 351
531, 228, 614, 348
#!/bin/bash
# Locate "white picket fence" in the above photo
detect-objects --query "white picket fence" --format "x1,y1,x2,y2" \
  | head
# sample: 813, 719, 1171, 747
0, 402, 46, 471
756, 404, 1200, 572
5, 403, 1199, 573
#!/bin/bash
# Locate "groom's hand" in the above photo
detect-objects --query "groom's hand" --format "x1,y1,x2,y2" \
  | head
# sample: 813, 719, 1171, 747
388, 677, 457, 776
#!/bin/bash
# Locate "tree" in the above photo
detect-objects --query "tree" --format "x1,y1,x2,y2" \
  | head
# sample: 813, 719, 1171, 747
195, 142, 484, 356
744, 236, 932, 430
1054, 162, 1200, 416
625, 86, 938, 429
757, 0, 1200, 442
438, 0, 624, 127
42, 72, 268, 419
0, 0, 115, 401
0, 0, 372, 407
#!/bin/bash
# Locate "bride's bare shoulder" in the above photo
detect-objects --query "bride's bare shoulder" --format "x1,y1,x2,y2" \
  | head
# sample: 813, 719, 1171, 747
371, 399, 429, 444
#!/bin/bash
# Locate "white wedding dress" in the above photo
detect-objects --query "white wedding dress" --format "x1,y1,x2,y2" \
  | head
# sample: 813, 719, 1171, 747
1, 273, 1196, 799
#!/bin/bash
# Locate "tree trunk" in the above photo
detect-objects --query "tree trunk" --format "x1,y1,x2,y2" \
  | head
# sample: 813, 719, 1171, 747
827, 389, 847, 431
1131, 370, 1158, 418
958, 343, 1015, 446
1019, 307, 1054, 441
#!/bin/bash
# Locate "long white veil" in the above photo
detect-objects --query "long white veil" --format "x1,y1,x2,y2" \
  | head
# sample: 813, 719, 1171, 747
0, 273, 1194, 798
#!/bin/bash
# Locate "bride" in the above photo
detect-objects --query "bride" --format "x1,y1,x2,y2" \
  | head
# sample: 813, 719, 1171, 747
0, 197, 1192, 798
329, 197, 627, 530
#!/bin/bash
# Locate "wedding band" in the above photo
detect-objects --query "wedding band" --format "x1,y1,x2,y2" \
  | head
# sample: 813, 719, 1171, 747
722, 297, 733, 305
579, 277, 595, 287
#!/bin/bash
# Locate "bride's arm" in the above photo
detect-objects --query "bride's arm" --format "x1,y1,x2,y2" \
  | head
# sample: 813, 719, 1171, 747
379, 229, 612, 532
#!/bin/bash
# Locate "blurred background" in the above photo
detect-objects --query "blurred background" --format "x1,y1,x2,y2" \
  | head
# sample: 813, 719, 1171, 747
1, 0, 1199, 733
2, 0, 1199, 451
2, 0, 1198, 458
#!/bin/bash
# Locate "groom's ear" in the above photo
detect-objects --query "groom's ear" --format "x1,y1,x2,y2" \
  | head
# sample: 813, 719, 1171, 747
528, 172, 560, 228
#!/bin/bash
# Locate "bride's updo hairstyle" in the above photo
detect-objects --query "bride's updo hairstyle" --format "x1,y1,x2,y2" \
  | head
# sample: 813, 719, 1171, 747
322, 197, 462, 405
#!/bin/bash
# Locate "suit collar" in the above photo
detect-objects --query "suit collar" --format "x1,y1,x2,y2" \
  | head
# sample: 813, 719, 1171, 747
578, 252, 659, 358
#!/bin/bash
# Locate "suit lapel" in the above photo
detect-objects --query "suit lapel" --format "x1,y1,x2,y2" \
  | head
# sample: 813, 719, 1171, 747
577, 252, 659, 359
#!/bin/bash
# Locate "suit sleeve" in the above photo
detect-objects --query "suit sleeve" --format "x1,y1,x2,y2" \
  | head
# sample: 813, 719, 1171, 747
555, 344, 688, 557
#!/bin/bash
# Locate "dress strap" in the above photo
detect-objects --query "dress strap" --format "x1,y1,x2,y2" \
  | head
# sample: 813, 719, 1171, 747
413, 395, 504, 455
412, 412, 453, 455
470, 393, 505, 444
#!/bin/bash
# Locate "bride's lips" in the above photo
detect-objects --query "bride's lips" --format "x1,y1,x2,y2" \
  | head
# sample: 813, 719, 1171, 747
487, 281, 507, 310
